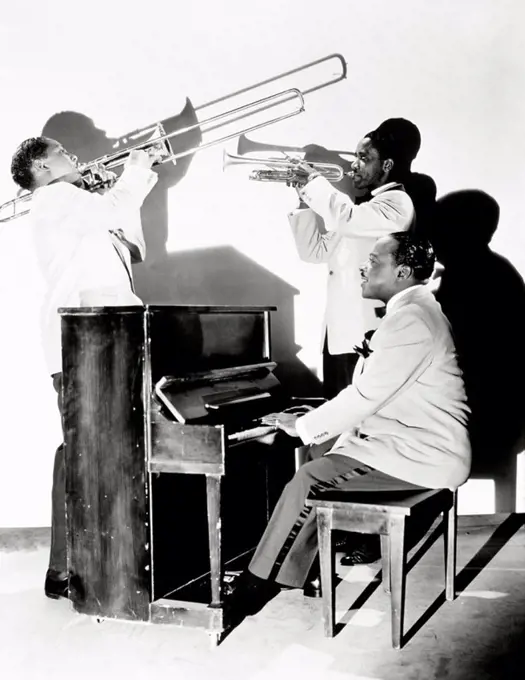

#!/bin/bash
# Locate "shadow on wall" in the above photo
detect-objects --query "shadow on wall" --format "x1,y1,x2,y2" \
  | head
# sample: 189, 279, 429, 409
404, 171, 437, 241
40, 109, 320, 396
430, 189, 525, 511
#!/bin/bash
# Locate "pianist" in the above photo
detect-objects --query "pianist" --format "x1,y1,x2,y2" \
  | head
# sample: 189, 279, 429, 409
10, 138, 159, 601
226, 231, 471, 617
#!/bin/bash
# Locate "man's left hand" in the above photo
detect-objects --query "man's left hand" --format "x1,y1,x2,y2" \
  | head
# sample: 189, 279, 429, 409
261, 412, 299, 438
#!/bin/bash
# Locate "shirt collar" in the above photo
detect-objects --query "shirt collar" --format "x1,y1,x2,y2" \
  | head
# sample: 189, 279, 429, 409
371, 181, 403, 197
385, 284, 424, 314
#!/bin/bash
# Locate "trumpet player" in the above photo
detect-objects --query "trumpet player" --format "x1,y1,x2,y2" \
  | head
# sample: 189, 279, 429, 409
10, 136, 160, 602
289, 120, 418, 401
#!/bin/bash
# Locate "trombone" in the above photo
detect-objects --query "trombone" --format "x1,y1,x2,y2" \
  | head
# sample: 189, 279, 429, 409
223, 151, 348, 185
0, 88, 305, 223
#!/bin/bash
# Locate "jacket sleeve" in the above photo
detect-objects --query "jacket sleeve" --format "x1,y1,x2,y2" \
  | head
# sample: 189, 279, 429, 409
43, 166, 157, 240
298, 176, 414, 238
296, 309, 433, 445
288, 208, 342, 263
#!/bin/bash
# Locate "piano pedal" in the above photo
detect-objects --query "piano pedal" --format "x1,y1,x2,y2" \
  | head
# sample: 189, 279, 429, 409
223, 570, 242, 596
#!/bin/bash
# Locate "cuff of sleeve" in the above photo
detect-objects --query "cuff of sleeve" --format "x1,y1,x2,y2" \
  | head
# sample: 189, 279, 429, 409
295, 414, 313, 445
288, 207, 310, 218
298, 175, 330, 203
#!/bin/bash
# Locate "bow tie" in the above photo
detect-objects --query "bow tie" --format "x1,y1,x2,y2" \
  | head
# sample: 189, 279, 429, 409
353, 330, 375, 359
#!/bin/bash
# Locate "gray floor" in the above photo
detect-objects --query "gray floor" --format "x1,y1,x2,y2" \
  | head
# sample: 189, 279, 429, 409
1, 517, 524, 680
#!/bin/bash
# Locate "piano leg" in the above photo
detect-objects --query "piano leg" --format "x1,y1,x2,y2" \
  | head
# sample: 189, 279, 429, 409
209, 632, 221, 649
206, 474, 223, 607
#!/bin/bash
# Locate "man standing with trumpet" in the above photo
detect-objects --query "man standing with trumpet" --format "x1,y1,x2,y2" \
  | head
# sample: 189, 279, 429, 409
10, 136, 161, 601
288, 121, 418, 400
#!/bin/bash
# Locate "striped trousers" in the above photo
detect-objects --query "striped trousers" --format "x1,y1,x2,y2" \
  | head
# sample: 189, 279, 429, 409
249, 449, 425, 588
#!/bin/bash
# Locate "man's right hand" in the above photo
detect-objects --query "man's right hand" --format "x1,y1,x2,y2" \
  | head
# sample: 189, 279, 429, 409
126, 149, 155, 170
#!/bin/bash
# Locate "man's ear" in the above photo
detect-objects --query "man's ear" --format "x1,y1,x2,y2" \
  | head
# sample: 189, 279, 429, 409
382, 158, 394, 174
32, 158, 48, 172
397, 264, 412, 280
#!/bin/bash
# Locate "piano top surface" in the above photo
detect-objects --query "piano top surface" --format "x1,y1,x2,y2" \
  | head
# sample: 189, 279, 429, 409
58, 304, 277, 315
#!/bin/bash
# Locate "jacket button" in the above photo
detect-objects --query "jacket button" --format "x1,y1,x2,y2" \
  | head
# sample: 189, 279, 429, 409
329, 270, 334, 275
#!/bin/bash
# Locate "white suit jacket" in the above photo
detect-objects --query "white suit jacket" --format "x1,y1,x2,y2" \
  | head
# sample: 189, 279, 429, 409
31, 165, 158, 375
289, 177, 414, 353
296, 285, 471, 489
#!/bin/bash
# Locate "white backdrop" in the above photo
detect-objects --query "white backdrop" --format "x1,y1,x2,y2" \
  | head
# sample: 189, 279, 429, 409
0, 0, 524, 525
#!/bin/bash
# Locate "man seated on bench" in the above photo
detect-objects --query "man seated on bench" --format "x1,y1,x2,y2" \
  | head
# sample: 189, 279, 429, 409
227, 231, 471, 618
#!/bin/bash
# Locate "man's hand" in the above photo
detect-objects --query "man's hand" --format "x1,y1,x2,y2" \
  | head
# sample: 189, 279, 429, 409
291, 159, 319, 182
126, 149, 155, 170
147, 142, 168, 165
261, 412, 300, 438
81, 163, 117, 193
285, 158, 319, 192
303, 144, 366, 199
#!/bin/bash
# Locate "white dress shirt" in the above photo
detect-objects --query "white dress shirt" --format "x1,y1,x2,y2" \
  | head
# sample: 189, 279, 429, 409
289, 177, 415, 353
30, 165, 158, 375
295, 285, 471, 489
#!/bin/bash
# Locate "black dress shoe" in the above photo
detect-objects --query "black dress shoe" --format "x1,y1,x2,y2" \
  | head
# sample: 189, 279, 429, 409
68, 572, 86, 605
340, 536, 381, 566
44, 569, 68, 600
303, 576, 322, 599
225, 570, 280, 617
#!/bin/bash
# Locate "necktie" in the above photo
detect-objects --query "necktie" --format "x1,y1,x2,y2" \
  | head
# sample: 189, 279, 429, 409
109, 230, 135, 293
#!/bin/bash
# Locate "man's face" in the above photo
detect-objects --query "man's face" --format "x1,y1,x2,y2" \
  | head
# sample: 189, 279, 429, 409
38, 139, 81, 184
350, 137, 388, 190
360, 236, 405, 302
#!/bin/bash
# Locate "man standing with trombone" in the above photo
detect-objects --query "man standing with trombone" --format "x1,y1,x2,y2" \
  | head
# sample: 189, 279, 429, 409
10, 136, 160, 601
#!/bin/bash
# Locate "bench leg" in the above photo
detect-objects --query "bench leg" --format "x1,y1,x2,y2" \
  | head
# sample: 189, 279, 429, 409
444, 492, 457, 601
389, 517, 407, 649
317, 508, 335, 637
380, 534, 390, 593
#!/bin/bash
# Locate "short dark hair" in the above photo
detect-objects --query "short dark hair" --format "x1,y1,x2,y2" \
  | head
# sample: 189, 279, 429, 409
374, 118, 421, 164
389, 231, 435, 281
365, 118, 421, 179
11, 137, 51, 190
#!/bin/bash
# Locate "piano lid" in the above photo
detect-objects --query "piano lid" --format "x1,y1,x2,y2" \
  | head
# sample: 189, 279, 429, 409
154, 362, 281, 424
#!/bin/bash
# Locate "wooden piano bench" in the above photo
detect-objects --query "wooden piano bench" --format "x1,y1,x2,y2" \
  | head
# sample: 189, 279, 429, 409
305, 487, 457, 649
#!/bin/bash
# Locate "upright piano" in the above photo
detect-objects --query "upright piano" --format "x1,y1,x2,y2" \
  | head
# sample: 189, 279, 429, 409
59, 305, 307, 643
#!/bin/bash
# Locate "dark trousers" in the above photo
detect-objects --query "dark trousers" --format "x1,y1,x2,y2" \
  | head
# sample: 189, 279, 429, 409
49, 372, 67, 573
248, 448, 425, 588
322, 339, 359, 400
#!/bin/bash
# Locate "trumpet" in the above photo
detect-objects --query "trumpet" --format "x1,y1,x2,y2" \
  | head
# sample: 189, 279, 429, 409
223, 151, 347, 185
0, 88, 305, 223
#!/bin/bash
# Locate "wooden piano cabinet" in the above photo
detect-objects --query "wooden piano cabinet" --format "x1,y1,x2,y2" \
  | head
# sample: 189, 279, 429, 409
61, 307, 150, 622
59, 305, 296, 642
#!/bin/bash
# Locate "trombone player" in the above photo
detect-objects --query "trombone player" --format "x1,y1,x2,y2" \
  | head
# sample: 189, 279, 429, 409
288, 120, 419, 401
10, 136, 161, 601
